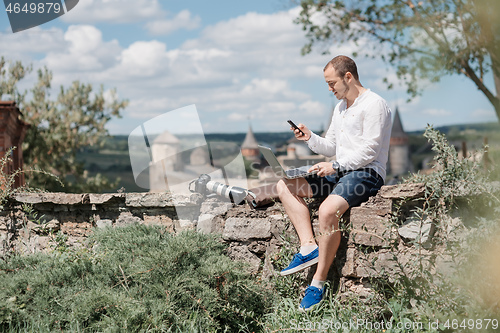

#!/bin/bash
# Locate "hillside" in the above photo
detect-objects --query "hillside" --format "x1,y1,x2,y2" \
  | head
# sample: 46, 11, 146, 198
76, 122, 500, 192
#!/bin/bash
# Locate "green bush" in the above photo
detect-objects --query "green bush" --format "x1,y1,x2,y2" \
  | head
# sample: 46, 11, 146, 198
0, 225, 272, 332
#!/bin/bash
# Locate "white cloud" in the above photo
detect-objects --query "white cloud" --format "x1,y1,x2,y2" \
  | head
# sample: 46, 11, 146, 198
145, 10, 201, 35
240, 78, 308, 100
0, 27, 67, 62
423, 108, 453, 116
4, 6, 361, 134
119, 40, 168, 76
299, 100, 327, 116
61, 0, 164, 23
471, 108, 497, 122
43, 25, 121, 73
105, 7, 346, 132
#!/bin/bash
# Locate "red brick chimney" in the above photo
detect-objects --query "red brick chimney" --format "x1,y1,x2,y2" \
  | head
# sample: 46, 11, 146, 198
0, 101, 29, 188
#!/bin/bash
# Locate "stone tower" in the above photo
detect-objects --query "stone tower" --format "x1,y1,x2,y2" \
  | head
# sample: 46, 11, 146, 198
389, 108, 411, 177
149, 131, 183, 192
241, 124, 260, 161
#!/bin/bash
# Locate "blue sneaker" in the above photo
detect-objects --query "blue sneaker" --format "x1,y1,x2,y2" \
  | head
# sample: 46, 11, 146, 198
299, 285, 325, 311
280, 247, 319, 276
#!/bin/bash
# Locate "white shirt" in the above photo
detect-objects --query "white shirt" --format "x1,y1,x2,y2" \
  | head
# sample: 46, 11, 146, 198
307, 89, 392, 181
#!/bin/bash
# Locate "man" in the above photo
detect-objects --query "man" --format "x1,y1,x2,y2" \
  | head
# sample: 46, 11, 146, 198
277, 55, 392, 310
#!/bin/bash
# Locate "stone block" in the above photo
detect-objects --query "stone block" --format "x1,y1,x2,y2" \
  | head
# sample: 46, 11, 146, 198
89, 193, 125, 205
177, 219, 196, 231
174, 205, 202, 222
96, 219, 113, 228
341, 247, 357, 277
226, 244, 261, 274
142, 213, 174, 230
13, 193, 44, 204
360, 194, 393, 210
248, 240, 267, 254
398, 215, 435, 248
379, 183, 425, 200
60, 222, 93, 237
222, 217, 272, 241
44, 219, 60, 231
349, 206, 393, 247
43, 193, 88, 205
13, 234, 52, 254
355, 249, 402, 279
115, 212, 142, 226
200, 200, 233, 216
341, 279, 376, 299
197, 213, 216, 234
126, 193, 176, 207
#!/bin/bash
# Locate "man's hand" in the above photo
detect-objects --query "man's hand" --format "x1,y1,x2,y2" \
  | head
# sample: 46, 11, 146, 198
308, 162, 336, 177
291, 123, 311, 141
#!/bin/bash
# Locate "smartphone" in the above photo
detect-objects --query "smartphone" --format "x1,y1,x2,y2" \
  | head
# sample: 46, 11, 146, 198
287, 119, 304, 136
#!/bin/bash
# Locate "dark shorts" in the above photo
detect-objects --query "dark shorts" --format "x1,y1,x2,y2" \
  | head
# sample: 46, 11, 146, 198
305, 168, 384, 207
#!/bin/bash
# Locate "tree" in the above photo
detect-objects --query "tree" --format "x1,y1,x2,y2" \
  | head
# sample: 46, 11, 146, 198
295, 0, 500, 122
0, 57, 128, 192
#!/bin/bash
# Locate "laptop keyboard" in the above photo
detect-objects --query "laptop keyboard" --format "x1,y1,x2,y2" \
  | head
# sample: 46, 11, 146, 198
285, 168, 313, 178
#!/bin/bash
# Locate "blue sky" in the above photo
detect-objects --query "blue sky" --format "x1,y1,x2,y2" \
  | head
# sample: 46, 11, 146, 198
1, 0, 497, 136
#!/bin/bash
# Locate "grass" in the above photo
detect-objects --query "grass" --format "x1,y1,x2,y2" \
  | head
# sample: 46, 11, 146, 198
0, 225, 273, 332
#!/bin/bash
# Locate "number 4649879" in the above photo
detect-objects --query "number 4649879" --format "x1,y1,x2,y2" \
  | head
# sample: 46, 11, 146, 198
443, 319, 498, 330
5, 2, 62, 14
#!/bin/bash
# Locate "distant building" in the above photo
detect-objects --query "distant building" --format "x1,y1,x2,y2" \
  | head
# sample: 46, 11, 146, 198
190, 146, 210, 166
151, 131, 183, 172
0, 101, 29, 188
241, 124, 260, 161
149, 131, 183, 192
389, 108, 412, 177
148, 131, 221, 193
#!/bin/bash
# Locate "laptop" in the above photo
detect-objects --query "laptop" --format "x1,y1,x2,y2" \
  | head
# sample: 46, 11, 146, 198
258, 145, 317, 179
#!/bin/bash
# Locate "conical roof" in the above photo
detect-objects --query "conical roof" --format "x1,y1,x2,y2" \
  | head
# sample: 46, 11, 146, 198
391, 108, 407, 139
241, 125, 259, 149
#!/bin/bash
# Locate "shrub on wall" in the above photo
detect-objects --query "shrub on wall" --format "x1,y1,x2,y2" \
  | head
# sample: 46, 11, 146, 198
0, 225, 273, 332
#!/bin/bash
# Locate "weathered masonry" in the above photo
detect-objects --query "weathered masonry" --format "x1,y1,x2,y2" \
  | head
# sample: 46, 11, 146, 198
1, 184, 429, 294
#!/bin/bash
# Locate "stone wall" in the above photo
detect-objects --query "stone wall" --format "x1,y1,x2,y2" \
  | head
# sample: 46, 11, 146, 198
0, 184, 428, 294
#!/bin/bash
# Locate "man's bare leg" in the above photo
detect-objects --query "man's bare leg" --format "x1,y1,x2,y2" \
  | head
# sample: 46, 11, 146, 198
313, 194, 349, 281
276, 178, 316, 246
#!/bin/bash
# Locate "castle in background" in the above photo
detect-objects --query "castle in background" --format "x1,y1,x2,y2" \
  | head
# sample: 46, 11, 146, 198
148, 131, 220, 193
388, 108, 412, 179
149, 108, 413, 192
241, 107, 413, 184
240, 125, 260, 162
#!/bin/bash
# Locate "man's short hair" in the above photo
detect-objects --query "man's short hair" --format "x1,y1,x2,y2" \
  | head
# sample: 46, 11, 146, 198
324, 55, 359, 81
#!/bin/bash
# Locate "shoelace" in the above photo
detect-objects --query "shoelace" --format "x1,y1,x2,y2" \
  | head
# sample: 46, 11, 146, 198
305, 287, 320, 297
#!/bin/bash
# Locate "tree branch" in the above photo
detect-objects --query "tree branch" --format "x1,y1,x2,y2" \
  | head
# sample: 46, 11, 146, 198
462, 59, 499, 109
350, 13, 437, 58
